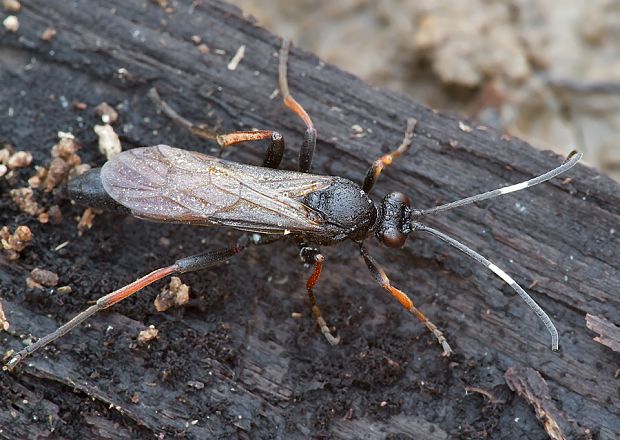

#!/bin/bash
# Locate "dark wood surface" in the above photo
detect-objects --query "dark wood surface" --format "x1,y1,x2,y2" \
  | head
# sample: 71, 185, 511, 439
0, 1, 618, 438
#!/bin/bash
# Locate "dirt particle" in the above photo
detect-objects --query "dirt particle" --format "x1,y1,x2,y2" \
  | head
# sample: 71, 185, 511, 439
0, 300, 9, 331
154, 276, 190, 312
350, 124, 366, 139
94, 124, 122, 159
187, 380, 205, 389
40, 27, 57, 41
0, 145, 12, 164
25, 276, 41, 289
94, 102, 119, 124
1, 225, 33, 260
72, 100, 88, 110
7, 151, 32, 169
2, 15, 19, 32
46, 205, 63, 225
52, 137, 81, 166
27, 166, 47, 189
77, 207, 98, 236
197, 43, 210, 54
459, 121, 473, 133
70, 163, 91, 178
57, 131, 74, 140
130, 393, 140, 404
10, 188, 40, 215
44, 158, 71, 192
56, 285, 72, 294
27, 267, 59, 288
28, 137, 83, 192
2, 0, 20, 12
138, 325, 159, 343
227, 44, 245, 71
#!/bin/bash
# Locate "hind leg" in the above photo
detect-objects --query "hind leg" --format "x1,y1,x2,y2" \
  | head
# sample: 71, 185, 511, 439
279, 40, 317, 173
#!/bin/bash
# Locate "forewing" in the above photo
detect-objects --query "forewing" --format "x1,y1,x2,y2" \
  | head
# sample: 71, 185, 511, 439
100, 145, 334, 234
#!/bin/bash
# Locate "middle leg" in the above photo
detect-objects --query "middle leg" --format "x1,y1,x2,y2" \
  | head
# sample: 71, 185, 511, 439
299, 245, 340, 345
148, 88, 285, 169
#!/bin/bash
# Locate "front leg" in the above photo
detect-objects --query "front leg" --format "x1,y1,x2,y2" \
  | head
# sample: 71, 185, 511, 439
359, 244, 452, 356
362, 118, 416, 194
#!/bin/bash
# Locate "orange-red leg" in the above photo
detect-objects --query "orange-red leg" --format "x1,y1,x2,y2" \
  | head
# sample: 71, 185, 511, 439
5, 239, 249, 371
362, 118, 417, 194
360, 245, 452, 356
301, 246, 340, 345
148, 88, 285, 169
216, 130, 285, 169
279, 40, 317, 172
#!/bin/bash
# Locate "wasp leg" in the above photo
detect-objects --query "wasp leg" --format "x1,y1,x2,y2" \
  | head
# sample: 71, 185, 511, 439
148, 88, 285, 169
362, 118, 417, 194
216, 130, 285, 169
359, 244, 452, 356
300, 246, 340, 345
5, 236, 252, 371
279, 40, 317, 173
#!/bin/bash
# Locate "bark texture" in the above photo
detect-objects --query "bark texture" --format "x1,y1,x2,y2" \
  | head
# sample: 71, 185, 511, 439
0, 1, 618, 438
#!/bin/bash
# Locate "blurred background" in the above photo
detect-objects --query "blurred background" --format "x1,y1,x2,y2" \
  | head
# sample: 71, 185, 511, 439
230, 0, 620, 180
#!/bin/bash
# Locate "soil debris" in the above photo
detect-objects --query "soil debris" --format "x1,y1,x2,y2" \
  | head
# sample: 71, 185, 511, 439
7, 151, 32, 169
27, 267, 60, 288
10, 187, 40, 215
138, 325, 159, 344
94, 124, 122, 159
27, 136, 83, 193
2, 0, 20, 12
2, 15, 19, 32
0, 300, 9, 331
154, 276, 190, 312
0, 225, 33, 260
227, 44, 245, 70
41, 27, 57, 41
77, 207, 98, 236
94, 102, 119, 124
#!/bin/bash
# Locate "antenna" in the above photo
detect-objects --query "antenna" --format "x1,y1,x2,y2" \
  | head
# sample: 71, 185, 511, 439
412, 151, 582, 217
411, 222, 559, 350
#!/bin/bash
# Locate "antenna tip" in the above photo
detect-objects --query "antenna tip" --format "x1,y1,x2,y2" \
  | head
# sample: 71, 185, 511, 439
565, 150, 583, 163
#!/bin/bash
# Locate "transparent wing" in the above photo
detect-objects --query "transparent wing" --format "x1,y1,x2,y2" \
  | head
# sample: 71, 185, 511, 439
100, 145, 334, 234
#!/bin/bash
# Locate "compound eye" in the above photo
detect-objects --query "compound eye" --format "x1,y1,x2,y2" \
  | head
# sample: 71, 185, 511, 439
381, 227, 406, 248
386, 192, 411, 206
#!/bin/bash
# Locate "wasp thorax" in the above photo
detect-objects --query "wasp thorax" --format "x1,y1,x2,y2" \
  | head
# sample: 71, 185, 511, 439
376, 192, 412, 248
